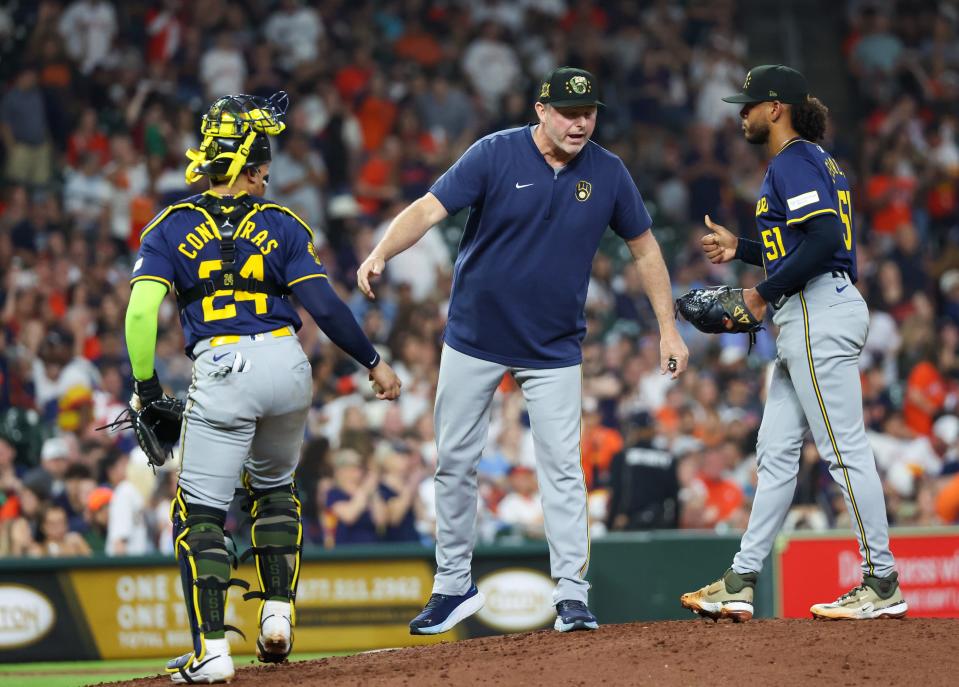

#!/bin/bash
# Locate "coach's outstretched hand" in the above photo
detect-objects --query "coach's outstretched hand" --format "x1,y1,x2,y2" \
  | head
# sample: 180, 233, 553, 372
357, 254, 386, 300
369, 360, 402, 400
702, 215, 738, 264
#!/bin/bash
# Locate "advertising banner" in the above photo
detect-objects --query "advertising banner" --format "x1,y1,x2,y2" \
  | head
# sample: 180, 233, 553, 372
775, 528, 959, 618
0, 557, 447, 661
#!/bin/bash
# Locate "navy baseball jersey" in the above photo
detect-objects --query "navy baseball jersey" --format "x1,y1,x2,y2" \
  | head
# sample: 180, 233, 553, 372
755, 139, 857, 282
431, 126, 652, 368
131, 191, 327, 354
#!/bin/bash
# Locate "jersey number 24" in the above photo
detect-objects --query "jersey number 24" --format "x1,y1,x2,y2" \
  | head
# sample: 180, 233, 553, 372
198, 255, 268, 321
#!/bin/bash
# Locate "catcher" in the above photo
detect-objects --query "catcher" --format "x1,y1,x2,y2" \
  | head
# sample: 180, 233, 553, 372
124, 91, 400, 684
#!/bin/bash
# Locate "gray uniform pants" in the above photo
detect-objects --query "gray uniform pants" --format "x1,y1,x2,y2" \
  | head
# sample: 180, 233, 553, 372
732, 272, 895, 578
177, 328, 313, 510
433, 344, 590, 604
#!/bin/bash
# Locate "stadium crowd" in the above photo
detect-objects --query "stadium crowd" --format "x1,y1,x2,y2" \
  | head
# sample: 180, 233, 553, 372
0, 0, 958, 558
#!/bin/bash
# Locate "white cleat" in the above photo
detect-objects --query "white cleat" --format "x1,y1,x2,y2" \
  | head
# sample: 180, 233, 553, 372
257, 599, 293, 662
168, 638, 235, 684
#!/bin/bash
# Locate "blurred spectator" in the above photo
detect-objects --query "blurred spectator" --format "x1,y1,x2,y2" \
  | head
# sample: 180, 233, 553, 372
496, 465, 545, 539
415, 73, 477, 150
145, 0, 183, 65
64, 153, 111, 232
58, 0, 117, 75
903, 357, 947, 437
263, 0, 323, 72
101, 449, 150, 556
461, 23, 522, 114
84, 485, 111, 554
324, 448, 385, 546
31, 503, 91, 557
581, 397, 623, 490
375, 442, 423, 543
66, 108, 111, 169
1, 67, 52, 187
606, 441, 680, 531
270, 132, 328, 231
22, 436, 72, 501
680, 445, 746, 530
32, 329, 101, 412
199, 31, 246, 101
850, 6, 904, 96
56, 462, 95, 533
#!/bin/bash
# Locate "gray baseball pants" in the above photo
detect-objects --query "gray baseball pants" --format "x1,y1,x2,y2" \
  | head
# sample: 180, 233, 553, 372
732, 272, 896, 578
432, 344, 590, 604
177, 328, 313, 510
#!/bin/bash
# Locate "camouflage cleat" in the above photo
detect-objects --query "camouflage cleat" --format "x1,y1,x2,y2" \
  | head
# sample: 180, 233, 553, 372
680, 568, 757, 622
810, 571, 908, 620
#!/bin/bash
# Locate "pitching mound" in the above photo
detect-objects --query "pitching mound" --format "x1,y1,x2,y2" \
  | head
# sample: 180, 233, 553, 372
105, 618, 958, 687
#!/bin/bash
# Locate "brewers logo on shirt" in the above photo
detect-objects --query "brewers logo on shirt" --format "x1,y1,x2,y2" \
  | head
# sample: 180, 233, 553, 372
575, 181, 591, 201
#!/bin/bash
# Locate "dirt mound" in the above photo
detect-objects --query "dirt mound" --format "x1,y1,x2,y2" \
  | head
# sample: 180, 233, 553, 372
104, 618, 959, 687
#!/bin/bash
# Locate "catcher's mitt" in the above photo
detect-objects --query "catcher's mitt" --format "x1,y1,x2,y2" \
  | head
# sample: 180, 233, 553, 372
675, 286, 763, 339
98, 396, 185, 468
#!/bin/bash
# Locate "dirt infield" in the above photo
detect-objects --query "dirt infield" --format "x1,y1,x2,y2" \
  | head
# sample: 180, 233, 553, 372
105, 618, 959, 687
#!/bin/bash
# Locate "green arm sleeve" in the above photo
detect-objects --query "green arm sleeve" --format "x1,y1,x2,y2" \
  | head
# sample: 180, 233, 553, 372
125, 280, 168, 381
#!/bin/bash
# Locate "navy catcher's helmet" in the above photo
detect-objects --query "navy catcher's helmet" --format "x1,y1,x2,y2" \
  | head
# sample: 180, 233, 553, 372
184, 91, 289, 186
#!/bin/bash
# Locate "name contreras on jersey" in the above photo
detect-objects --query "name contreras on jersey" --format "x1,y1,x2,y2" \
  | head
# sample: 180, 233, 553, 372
177, 219, 279, 260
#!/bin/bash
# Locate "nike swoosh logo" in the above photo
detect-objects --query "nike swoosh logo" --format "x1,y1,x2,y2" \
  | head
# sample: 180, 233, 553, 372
836, 284, 849, 293
515, 182, 534, 189
212, 352, 231, 362
189, 656, 218, 672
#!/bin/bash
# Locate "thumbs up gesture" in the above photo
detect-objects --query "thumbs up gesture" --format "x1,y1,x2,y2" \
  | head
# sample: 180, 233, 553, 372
701, 215, 738, 264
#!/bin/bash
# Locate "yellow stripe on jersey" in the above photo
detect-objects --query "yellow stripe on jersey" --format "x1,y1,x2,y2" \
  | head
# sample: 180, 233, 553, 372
130, 274, 173, 291
800, 291, 875, 575
785, 207, 838, 226
141, 197, 315, 242
287, 273, 329, 288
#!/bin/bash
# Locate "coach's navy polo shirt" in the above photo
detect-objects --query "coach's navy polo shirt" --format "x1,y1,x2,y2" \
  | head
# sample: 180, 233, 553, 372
430, 125, 651, 368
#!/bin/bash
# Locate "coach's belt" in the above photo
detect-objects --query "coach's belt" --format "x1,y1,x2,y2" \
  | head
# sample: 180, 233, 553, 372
210, 326, 293, 347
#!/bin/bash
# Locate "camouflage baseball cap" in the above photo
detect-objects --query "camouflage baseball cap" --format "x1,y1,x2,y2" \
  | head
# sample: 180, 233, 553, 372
537, 67, 605, 108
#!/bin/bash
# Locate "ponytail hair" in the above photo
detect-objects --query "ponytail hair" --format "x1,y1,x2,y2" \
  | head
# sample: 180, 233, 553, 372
791, 96, 829, 142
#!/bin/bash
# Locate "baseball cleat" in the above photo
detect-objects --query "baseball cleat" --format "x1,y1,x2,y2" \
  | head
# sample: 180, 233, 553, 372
409, 584, 485, 635
810, 571, 908, 620
167, 638, 235, 684
257, 599, 293, 662
680, 568, 757, 622
554, 600, 599, 632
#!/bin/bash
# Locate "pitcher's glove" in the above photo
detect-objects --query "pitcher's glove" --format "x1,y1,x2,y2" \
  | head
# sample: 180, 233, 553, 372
97, 374, 184, 468
675, 286, 763, 335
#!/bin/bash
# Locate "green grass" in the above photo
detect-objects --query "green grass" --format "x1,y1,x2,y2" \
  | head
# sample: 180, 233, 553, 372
0, 653, 349, 687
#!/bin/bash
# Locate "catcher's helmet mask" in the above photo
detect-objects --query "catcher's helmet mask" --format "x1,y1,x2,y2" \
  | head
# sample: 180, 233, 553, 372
185, 91, 289, 186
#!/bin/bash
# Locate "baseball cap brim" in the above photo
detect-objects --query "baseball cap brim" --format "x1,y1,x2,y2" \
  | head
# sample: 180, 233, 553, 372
722, 93, 764, 104
547, 99, 606, 108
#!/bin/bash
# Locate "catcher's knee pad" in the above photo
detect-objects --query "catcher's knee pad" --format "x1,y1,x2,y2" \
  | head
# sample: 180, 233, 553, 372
171, 489, 248, 658
241, 483, 302, 623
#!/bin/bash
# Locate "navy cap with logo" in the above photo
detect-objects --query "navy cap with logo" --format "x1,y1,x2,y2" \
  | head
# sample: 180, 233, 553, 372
723, 64, 808, 105
537, 67, 605, 108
